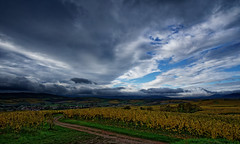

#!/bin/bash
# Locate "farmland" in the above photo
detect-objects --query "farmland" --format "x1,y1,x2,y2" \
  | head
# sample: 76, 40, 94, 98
1, 0, 240, 143
62, 102, 240, 141
0, 98, 240, 143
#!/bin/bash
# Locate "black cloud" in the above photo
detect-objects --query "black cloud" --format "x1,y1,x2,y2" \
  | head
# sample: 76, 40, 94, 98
0, 76, 36, 91
72, 87, 126, 96
0, 76, 125, 96
141, 88, 185, 94
71, 78, 97, 84
0, 76, 68, 94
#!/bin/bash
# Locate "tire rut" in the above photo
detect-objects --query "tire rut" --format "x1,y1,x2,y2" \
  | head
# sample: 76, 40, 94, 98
54, 117, 168, 144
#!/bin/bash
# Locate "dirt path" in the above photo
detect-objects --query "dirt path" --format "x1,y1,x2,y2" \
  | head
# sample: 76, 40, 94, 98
54, 117, 168, 144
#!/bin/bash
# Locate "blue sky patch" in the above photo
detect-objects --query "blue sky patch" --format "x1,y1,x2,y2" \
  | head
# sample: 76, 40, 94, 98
157, 57, 196, 72
224, 65, 240, 72
130, 72, 161, 83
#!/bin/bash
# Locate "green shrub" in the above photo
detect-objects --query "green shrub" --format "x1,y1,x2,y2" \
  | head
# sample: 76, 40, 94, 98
123, 106, 131, 110
146, 107, 153, 111
163, 103, 202, 113
176, 103, 202, 113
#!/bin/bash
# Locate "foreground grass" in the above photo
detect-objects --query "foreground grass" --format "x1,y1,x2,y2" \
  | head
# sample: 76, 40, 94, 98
0, 124, 97, 144
60, 118, 239, 144
173, 138, 240, 144
60, 118, 180, 143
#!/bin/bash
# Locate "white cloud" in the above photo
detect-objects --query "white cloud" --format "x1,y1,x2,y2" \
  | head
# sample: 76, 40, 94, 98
118, 59, 160, 80
115, 6, 240, 93
0, 39, 70, 70
142, 54, 240, 90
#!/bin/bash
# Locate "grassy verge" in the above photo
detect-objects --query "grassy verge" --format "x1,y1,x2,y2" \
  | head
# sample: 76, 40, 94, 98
60, 118, 181, 143
0, 124, 97, 144
60, 118, 240, 144
172, 138, 240, 144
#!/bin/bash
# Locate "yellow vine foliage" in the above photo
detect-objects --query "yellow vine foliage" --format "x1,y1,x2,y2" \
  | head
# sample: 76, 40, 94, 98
0, 107, 239, 141
63, 107, 240, 141
0, 110, 56, 132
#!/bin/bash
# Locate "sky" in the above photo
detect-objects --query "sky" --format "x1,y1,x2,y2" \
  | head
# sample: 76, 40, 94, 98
0, 0, 240, 97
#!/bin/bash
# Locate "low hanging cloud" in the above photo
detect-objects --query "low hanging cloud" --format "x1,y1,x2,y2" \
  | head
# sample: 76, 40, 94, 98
71, 78, 97, 85
140, 88, 185, 94
140, 88, 186, 96
0, 76, 38, 91
74, 87, 126, 96
0, 75, 126, 96
0, 76, 68, 94
0, 75, 229, 97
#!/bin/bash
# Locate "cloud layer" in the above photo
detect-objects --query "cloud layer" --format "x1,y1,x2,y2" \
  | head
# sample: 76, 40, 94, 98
0, 0, 239, 97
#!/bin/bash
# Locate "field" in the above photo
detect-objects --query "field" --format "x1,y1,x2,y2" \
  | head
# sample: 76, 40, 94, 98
0, 99, 240, 143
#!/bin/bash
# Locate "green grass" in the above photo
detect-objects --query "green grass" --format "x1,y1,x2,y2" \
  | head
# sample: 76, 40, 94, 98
1, 119, 238, 144
60, 118, 180, 143
60, 118, 240, 144
172, 138, 240, 144
0, 124, 97, 144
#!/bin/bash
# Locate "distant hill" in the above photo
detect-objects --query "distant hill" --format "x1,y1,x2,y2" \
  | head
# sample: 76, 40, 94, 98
0, 92, 171, 111
1, 92, 240, 100
0, 92, 240, 111
0, 92, 172, 101
78, 95, 170, 100
207, 93, 240, 99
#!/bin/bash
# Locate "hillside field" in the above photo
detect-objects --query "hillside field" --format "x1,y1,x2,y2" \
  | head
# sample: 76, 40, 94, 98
0, 99, 240, 144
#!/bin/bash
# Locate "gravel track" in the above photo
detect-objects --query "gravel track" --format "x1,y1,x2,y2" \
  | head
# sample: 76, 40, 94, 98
54, 117, 168, 144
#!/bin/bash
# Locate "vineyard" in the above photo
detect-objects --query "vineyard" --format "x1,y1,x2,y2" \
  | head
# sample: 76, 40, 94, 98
0, 110, 57, 132
62, 106, 240, 141
0, 101, 240, 143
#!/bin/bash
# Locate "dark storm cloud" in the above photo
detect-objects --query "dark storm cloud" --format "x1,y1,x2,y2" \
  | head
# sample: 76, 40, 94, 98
141, 88, 185, 94
0, 76, 37, 91
0, 0, 232, 83
0, 76, 68, 94
73, 87, 125, 96
0, 75, 125, 96
0, 0, 239, 96
71, 78, 97, 84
